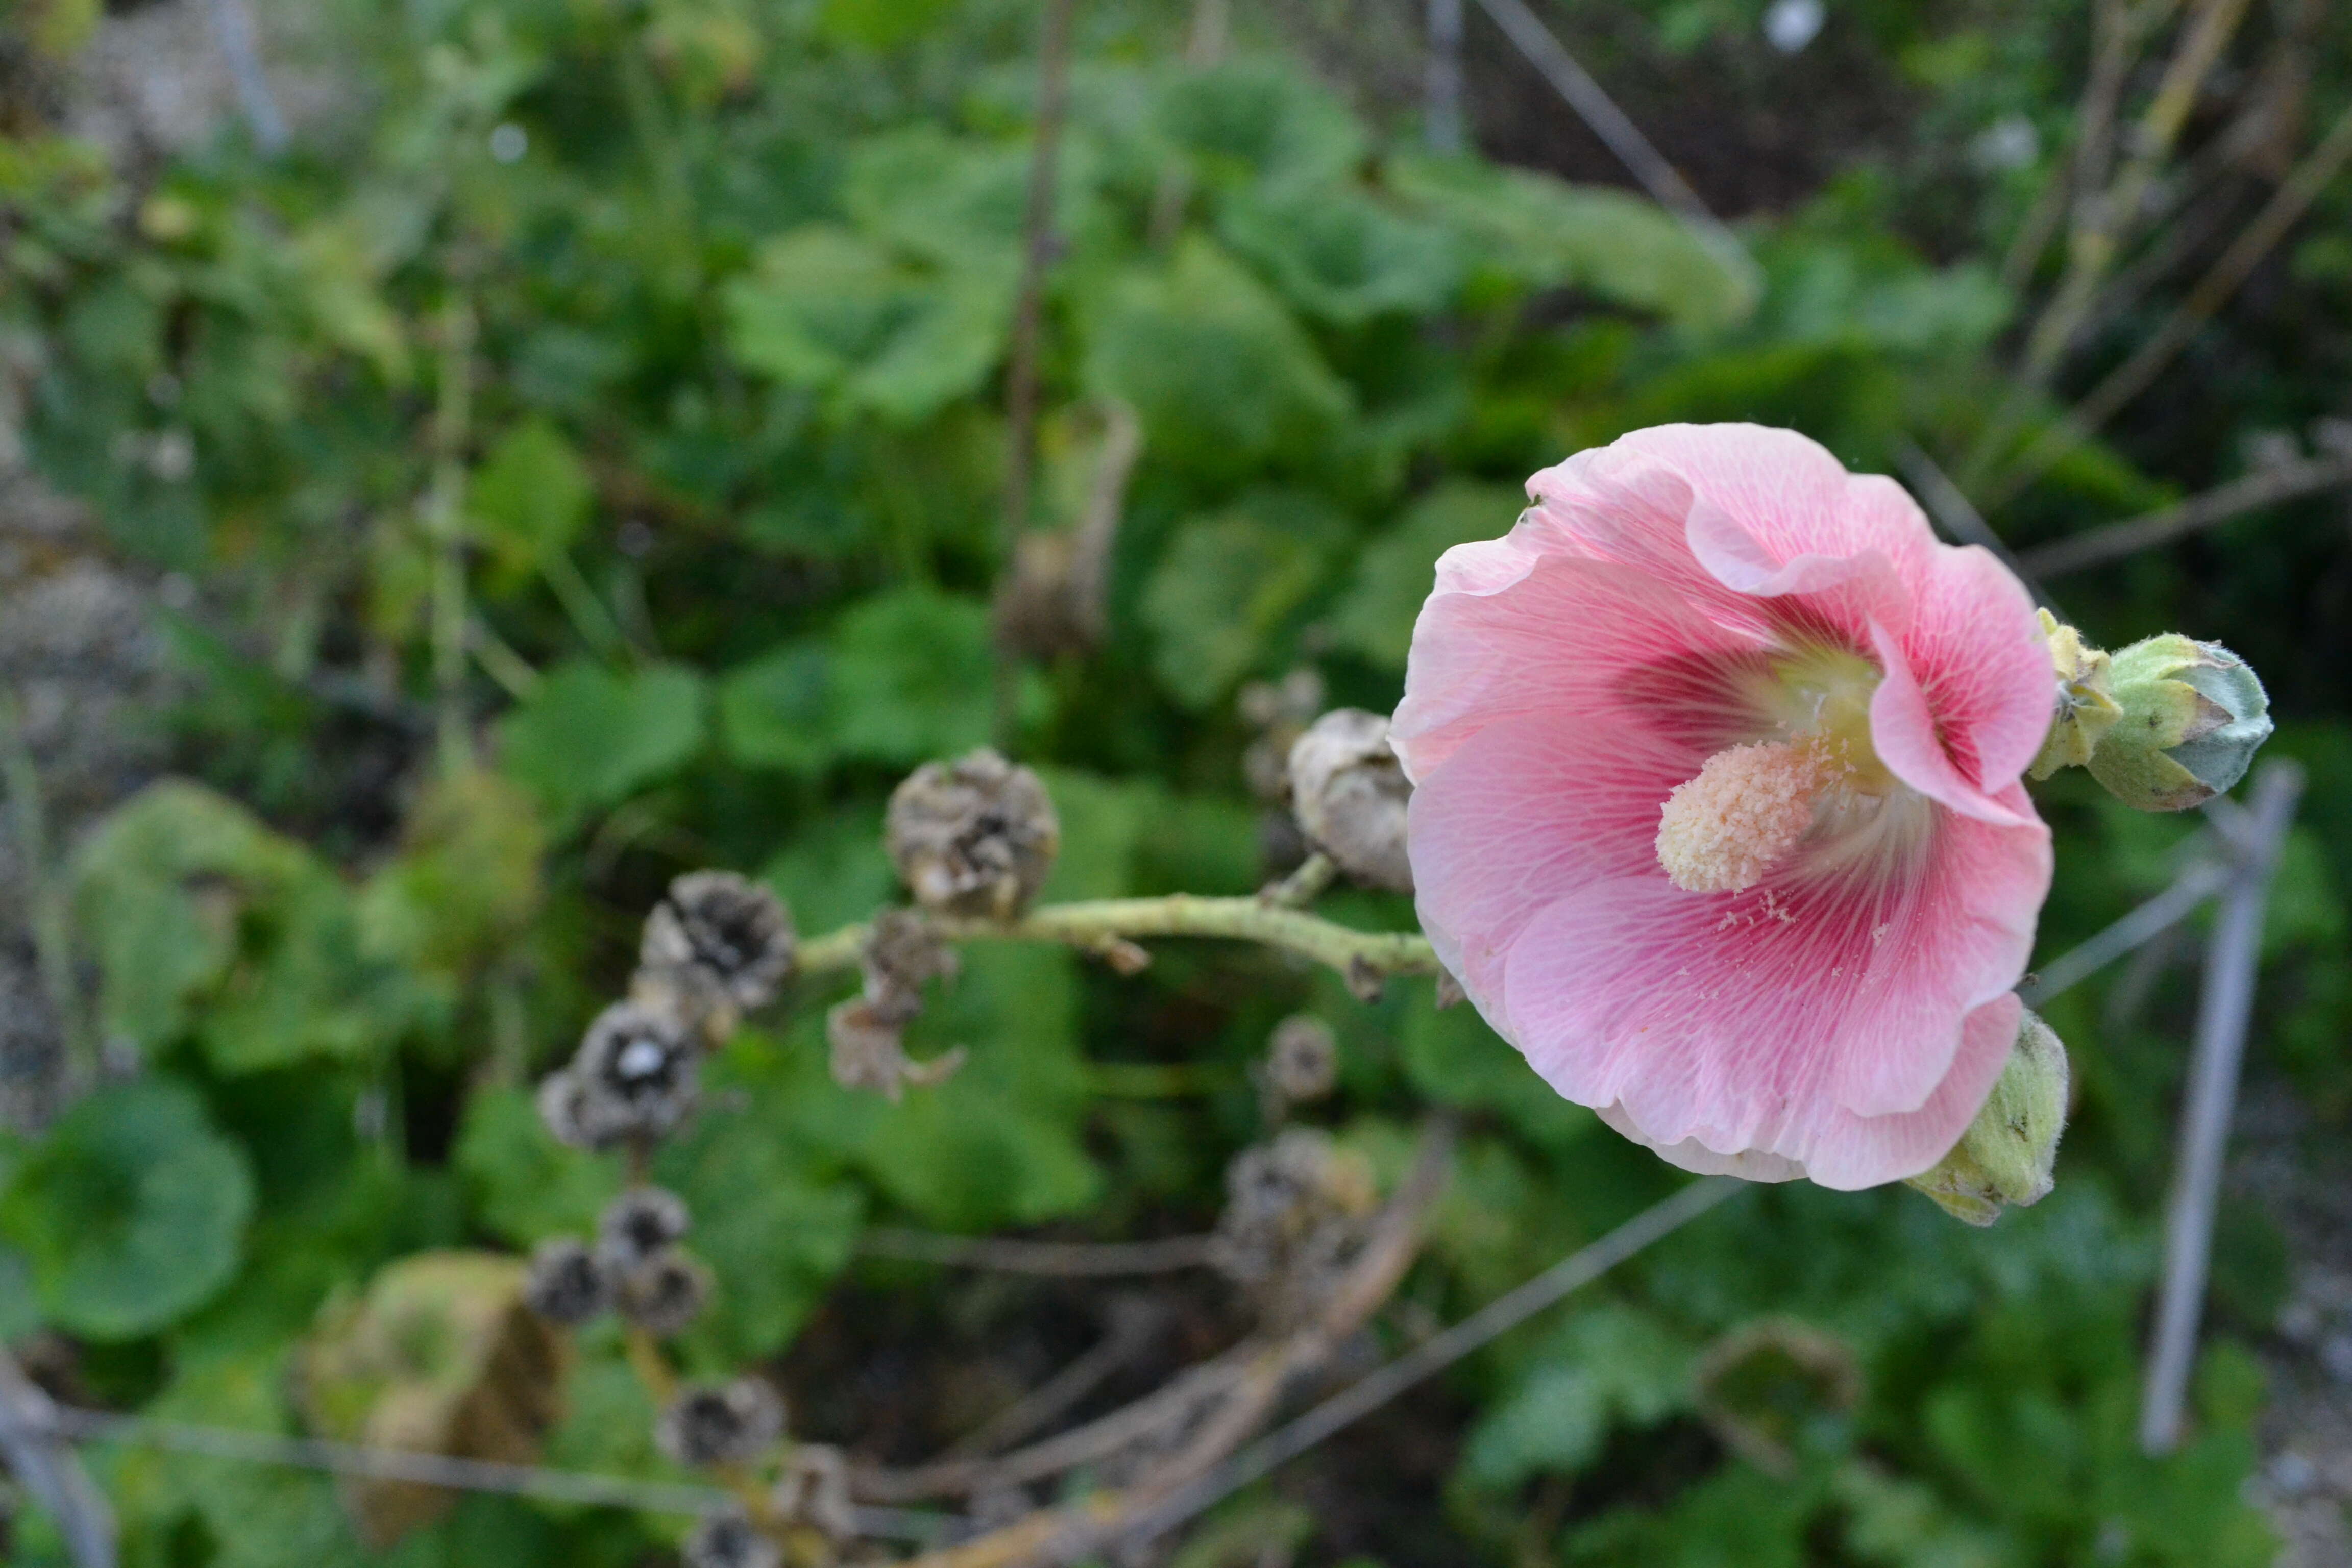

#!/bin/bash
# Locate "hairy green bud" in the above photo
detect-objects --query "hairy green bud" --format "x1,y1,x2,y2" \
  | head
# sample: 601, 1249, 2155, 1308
2084, 635, 2272, 811
2027, 611, 2122, 781
1907, 1010, 2068, 1226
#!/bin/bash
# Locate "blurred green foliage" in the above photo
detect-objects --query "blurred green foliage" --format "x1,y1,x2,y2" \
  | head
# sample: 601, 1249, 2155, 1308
2, 0, 2349, 1564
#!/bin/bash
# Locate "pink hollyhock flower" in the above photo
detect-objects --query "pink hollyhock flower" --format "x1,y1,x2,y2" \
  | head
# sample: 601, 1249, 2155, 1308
1392, 425, 2053, 1190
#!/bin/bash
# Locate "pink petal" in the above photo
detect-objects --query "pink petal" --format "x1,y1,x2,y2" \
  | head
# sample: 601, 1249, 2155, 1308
1890, 542, 2053, 794
1393, 551, 1765, 787
1400, 425, 2058, 1191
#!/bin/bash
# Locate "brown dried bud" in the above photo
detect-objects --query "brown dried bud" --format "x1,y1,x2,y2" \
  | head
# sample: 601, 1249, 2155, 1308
859, 909, 959, 1025
615, 1246, 712, 1337
656, 1378, 786, 1468
598, 1187, 690, 1270
1266, 1015, 1339, 1102
771, 1445, 857, 1542
1239, 669, 1327, 802
523, 1238, 611, 1326
1210, 1128, 1379, 1320
1287, 709, 1413, 894
683, 1513, 780, 1568
547, 1001, 700, 1149
885, 749, 1061, 920
826, 998, 966, 1102
638, 871, 795, 1017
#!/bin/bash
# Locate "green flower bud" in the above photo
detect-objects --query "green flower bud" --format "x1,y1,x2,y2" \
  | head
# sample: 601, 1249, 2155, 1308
2084, 635, 2271, 811
1907, 1010, 2068, 1226
2027, 610, 2121, 781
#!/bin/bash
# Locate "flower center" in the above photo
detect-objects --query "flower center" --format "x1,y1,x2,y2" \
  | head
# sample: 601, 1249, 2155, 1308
1655, 648, 1899, 894
1654, 741, 1837, 893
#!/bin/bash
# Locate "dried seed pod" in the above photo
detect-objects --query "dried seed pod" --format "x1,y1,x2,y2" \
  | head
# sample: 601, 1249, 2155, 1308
885, 749, 1061, 920
771, 1444, 857, 1542
522, 1238, 611, 1326
656, 1378, 786, 1469
859, 909, 959, 1024
1265, 1015, 1339, 1103
616, 1247, 712, 1337
557, 1001, 700, 1148
535, 1068, 593, 1149
827, 999, 966, 1102
1287, 709, 1414, 894
1239, 669, 1327, 802
639, 871, 796, 1015
682, 1512, 780, 1568
1210, 1127, 1379, 1313
598, 1187, 690, 1270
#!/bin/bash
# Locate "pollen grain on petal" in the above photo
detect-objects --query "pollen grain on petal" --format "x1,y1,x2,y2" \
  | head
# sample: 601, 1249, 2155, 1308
1654, 741, 1832, 894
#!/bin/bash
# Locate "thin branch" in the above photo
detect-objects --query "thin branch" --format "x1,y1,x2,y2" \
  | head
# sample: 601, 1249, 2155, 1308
944, 1300, 1168, 1460
1994, 97, 2352, 503
995, 0, 1077, 743
9, 1401, 952, 1542
424, 290, 477, 776
205, 0, 288, 155
1966, 0, 2248, 485
2016, 451, 2352, 577
1067, 400, 1142, 646
856, 1229, 1217, 1276
1425, 0, 1467, 156
1117, 1176, 1744, 1552
2017, 856, 2232, 1008
1890, 437, 2064, 616
1468, 0, 1760, 303
1147, 0, 1230, 246
2000, 0, 2135, 296
869, 1122, 1454, 1541
2141, 762, 2304, 1453
0, 1349, 116, 1568
0, 689, 91, 1087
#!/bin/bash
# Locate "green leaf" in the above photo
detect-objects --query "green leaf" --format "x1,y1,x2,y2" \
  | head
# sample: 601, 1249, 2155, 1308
656, 1093, 865, 1367
355, 768, 546, 983
1388, 155, 1753, 330
0, 1077, 254, 1338
842, 126, 1031, 270
1220, 187, 1465, 324
1152, 59, 1366, 195
857, 944, 1100, 1228
1084, 236, 1352, 478
718, 639, 838, 776
758, 802, 895, 935
828, 585, 997, 764
452, 1085, 620, 1246
1327, 481, 1523, 669
1462, 1305, 1696, 1489
495, 660, 707, 823
1140, 492, 1345, 708
470, 420, 594, 584
724, 225, 1013, 425
72, 782, 428, 1071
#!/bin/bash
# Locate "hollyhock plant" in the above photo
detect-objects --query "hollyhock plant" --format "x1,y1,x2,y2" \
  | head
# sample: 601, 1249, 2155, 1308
1392, 424, 2056, 1190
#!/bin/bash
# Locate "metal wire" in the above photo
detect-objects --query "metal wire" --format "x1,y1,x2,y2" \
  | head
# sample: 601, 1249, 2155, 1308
1470, 0, 1761, 300
0, 1404, 954, 1545
1119, 1175, 1746, 1548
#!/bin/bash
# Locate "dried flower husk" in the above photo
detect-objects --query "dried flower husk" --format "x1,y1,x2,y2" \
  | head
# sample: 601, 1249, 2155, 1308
1287, 709, 1414, 894
885, 749, 1061, 920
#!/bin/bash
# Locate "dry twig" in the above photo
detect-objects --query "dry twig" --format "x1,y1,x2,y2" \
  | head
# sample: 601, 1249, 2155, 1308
2016, 449, 2352, 577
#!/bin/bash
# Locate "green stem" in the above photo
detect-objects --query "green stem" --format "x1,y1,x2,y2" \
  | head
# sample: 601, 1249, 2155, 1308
425, 289, 477, 775
798, 896, 1440, 990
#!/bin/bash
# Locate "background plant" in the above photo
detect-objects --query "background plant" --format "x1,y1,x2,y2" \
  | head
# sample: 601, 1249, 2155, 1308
1, 0, 2349, 1564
